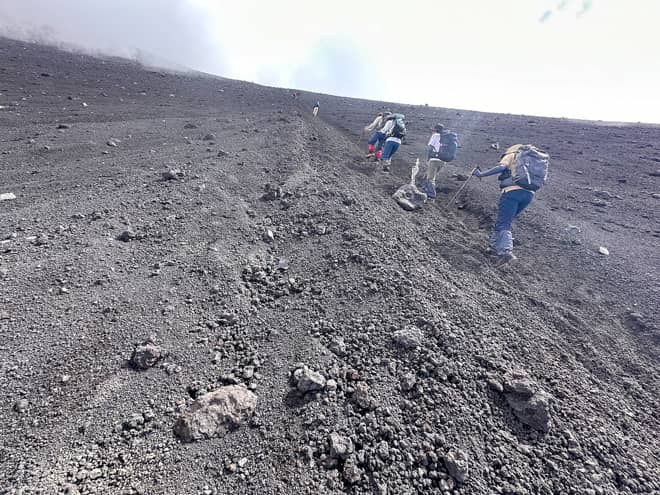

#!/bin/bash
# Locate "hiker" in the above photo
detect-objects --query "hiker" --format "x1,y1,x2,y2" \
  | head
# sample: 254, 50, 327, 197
380, 113, 406, 171
364, 111, 391, 160
312, 101, 320, 117
473, 144, 549, 263
422, 123, 458, 199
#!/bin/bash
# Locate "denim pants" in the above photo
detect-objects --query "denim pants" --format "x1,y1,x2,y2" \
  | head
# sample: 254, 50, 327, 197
382, 140, 400, 161
368, 131, 386, 151
491, 189, 534, 255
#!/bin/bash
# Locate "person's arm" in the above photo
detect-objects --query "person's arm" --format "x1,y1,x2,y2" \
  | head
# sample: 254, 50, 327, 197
473, 164, 507, 177
364, 116, 382, 132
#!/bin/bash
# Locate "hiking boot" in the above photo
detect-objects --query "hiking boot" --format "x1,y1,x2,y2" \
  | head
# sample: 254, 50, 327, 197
366, 152, 375, 158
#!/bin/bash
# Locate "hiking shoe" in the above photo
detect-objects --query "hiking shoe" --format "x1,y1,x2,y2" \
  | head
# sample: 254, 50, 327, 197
366, 152, 375, 158
494, 252, 517, 265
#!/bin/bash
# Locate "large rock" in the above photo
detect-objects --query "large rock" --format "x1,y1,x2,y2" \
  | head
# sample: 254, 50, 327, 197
503, 371, 551, 431
173, 385, 257, 442
392, 184, 427, 211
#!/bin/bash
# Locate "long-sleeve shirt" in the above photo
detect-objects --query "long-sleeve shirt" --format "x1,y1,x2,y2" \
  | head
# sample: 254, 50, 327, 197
380, 119, 401, 144
478, 144, 526, 193
364, 115, 384, 132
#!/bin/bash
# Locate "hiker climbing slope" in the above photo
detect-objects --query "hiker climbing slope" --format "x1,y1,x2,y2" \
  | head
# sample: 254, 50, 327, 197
423, 123, 458, 199
380, 113, 406, 172
473, 144, 549, 264
364, 111, 391, 160
312, 101, 320, 117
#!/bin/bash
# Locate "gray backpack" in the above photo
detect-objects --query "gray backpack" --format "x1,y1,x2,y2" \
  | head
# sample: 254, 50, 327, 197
510, 145, 549, 191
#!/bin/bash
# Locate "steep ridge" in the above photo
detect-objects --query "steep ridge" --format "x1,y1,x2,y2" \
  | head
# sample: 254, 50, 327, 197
0, 37, 658, 494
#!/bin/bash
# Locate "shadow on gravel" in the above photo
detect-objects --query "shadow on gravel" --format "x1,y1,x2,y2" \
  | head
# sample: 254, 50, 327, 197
284, 389, 317, 409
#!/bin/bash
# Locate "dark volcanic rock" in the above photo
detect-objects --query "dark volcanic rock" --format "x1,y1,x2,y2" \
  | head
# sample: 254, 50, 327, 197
503, 371, 552, 431
130, 343, 162, 369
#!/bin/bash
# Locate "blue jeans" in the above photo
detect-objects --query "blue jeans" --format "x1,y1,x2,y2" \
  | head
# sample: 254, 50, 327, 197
368, 131, 386, 151
491, 189, 534, 255
382, 140, 400, 161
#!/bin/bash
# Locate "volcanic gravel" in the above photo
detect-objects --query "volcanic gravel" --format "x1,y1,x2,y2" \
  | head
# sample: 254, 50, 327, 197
0, 37, 658, 495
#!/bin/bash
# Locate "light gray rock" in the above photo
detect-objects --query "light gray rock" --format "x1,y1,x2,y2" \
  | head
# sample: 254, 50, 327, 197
328, 433, 354, 460
400, 372, 417, 392
444, 448, 469, 483
392, 326, 423, 350
0, 193, 16, 201
173, 385, 257, 442
294, 366, 326, 393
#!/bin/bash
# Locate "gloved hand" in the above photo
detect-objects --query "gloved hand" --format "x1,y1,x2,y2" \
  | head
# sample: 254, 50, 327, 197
472, 167, 483, 177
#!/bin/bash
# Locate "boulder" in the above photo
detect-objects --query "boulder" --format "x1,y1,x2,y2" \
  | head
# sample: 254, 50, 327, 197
392, 184, 427, 211
174, 385, 257, 442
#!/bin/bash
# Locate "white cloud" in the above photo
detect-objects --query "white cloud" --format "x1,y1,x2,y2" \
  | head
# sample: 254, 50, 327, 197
1, 0, 658, 122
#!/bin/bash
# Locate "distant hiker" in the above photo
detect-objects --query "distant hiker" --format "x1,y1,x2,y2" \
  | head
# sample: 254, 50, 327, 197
423, 123, 458, 199
380, 113, 406, 172
473, 144, 549, 263
312, 101, 320, 117
365, 111, 391, 160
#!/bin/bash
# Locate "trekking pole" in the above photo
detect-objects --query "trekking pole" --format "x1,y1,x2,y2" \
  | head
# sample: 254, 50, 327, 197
446, 167, 478, 208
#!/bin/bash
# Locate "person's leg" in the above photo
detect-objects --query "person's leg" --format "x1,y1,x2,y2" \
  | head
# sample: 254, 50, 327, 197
367, 132, 379, 155
380, 141, 396, 170
424, 159, 442, 198
382, 141, 400, 161
493, 192, 519, 256
513, 190, 534, 218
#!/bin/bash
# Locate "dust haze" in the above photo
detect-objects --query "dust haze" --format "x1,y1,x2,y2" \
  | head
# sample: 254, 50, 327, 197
0, 0, 224, 72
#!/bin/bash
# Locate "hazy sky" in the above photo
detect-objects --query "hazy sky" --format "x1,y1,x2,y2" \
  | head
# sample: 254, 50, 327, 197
1, 0, 658, 123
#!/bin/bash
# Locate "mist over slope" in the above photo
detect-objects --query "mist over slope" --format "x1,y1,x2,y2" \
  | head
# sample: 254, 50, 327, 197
0, 37, 658, 495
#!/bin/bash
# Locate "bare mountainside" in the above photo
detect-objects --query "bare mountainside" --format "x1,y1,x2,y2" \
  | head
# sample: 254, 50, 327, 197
0, 37, 658, 495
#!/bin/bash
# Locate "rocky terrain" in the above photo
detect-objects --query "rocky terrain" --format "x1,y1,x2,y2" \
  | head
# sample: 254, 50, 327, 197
0, 37, 658, 495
